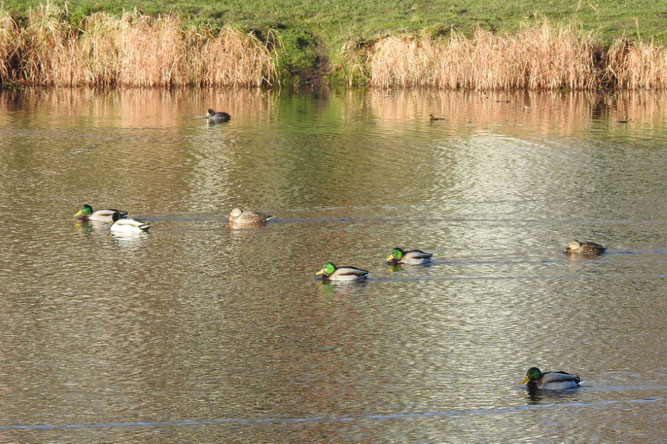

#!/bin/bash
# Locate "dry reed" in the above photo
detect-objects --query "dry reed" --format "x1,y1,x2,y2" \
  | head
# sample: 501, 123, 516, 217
0, 4, 276, 87
605, 38, 667, 89
352, 21, 666, 90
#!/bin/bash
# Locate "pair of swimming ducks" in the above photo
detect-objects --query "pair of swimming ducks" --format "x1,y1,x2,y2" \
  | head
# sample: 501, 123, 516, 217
74, 204, 150, 233
317, 240, 606, 281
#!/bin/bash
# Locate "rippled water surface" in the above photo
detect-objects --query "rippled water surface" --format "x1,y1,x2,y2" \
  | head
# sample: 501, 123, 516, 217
0, 88, 665, 442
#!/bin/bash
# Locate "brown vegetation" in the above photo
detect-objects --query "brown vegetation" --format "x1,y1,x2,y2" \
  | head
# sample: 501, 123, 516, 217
0, 5, 665, 90
0, 4, 276, 87
343, 22, 666, 90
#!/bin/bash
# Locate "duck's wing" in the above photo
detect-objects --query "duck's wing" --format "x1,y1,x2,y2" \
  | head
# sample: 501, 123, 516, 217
405, 250, 433, 259
541, 371, 580, 384
334, 266, 369, 277
582, 242, 606, 254
244, 211, 273, 222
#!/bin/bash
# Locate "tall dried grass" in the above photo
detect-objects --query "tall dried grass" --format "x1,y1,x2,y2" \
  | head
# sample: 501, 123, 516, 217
0, 10, 19, 82
0, 4, 276, 87
605, 38, 667, 89
352, 21, 666, 90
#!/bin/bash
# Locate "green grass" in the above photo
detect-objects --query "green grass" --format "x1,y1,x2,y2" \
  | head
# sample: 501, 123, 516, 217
5, 0, 666, 45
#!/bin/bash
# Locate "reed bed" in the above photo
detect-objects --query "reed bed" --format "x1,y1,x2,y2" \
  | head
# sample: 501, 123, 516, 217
0, 4, 276, 87
353, 22, 666, 90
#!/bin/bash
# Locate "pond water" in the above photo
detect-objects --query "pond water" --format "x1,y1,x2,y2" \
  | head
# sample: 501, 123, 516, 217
0, 88, 665, 442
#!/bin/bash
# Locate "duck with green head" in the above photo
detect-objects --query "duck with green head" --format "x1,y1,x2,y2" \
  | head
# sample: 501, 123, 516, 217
387, 247, 433, 265
521, 367, 581, 390
75, 204, 128, 223
316, 262, 369, 281
564, 240, 606, 255
110, 211, 150, 233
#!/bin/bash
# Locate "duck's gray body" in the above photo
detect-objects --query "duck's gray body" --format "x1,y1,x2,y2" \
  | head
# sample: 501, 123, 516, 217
527, 371, 581, 390
320, 266, 369, 281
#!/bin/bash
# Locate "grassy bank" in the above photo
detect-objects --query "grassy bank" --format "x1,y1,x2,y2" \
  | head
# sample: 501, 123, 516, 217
0, 2, 665, 89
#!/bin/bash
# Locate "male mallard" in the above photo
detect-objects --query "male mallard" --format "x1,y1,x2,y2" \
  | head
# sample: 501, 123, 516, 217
207, 109, 231, 123
387, 247, 433, 265
316, 262, 369, 281
110, 211, 150, 233
564, 240, 606, 255
75, 204, 128, 223
521, 367, 581, 390
229, 208, 273, 226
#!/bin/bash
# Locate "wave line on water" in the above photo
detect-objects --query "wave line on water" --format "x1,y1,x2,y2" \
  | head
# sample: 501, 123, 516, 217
0, 397, 661, 432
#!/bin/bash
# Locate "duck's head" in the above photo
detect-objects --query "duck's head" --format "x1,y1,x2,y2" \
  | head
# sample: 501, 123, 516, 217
564, 240, 581, 253
316, 262, 337, 277
230, 208, 243, 218
521, 367, 543, 384
207, 109, 216, 118
111, 211, 124, 223
75, 204, 93, 218
387, 247, 405, 262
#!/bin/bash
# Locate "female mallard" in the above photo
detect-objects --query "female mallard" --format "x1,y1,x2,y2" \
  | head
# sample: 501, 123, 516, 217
229, 208, 273, 226
75, 204, 128, 223
564, 240, 606, 255
207, 109, 231, 123
316, 262, 369, 281
387, 247, 433, 265
429, 113, 446, 121
110, 211, 150, 233
521, 367, 581, 390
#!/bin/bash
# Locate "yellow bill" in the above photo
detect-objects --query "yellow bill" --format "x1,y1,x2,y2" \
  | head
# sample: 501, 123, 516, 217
521, 376, 530, 384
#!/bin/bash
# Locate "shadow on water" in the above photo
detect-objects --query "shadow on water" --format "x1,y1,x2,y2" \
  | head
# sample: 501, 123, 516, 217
0, 396, 661, 432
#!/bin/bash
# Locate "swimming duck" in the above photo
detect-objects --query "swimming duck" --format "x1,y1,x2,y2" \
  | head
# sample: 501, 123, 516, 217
316, 262, 369, 281
521, 367, 581, 390
387, 247, 433, 265
110, 211, 150, 233
228, 208, 273, 226
564, 240, 606, 255
75, 204, 128, 223
429, 113, 446, 121
207, 109, 231, 123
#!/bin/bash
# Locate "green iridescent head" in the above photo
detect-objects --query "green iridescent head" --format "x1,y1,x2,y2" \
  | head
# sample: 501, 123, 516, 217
75, 204, 93, 217
387, 247, 405, 262
522, 367, 543, 384
316, 262, 337, 277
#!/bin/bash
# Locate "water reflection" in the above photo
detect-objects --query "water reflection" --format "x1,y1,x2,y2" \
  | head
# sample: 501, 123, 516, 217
0, 87, 664, 442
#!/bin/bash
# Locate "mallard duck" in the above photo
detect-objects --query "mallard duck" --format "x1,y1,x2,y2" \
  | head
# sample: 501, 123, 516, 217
429, 113, 446, 121
521, 367, 581, 390
110, 211, 150, 233
316, 262, 369, 281
75, 204, 128, 223
387, 247, 433, 265
207, 109, 231, 123
229, 208, 273, 226
564, 240, 606, 255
